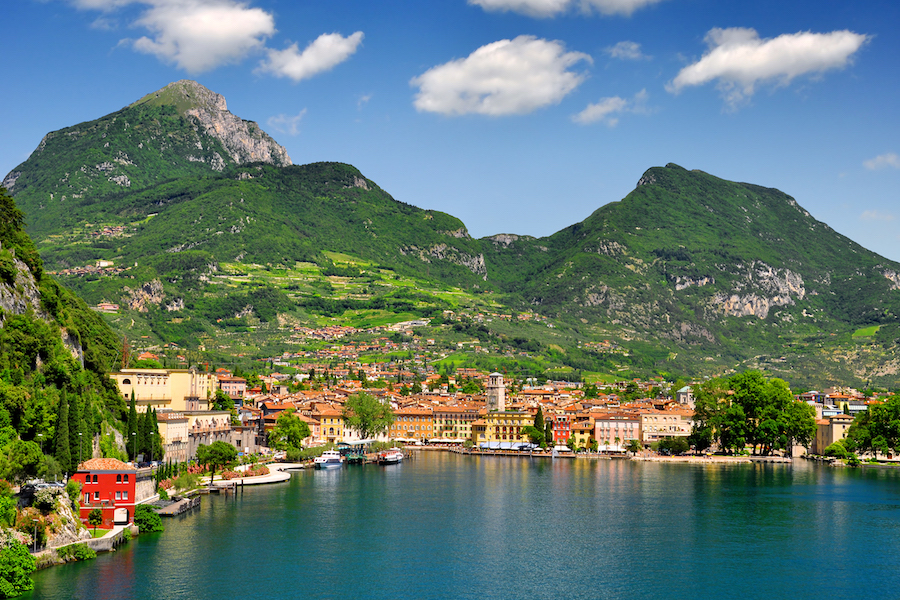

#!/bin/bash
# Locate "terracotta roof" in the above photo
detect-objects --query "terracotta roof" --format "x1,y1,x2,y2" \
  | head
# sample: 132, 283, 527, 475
78, 458, 136, 471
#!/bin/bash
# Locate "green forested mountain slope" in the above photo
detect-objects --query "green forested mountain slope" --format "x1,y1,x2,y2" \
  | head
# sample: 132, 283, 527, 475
3, 80, 290, 239
0, 186, 126, 481
6, 81, 900, 385
481, 164, 900, 376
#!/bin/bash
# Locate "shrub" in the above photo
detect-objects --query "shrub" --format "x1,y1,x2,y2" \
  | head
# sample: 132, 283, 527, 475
157, 488, 168, 501
133, 505, 163, 534
65, 479, 82, 509
174, 472, 200, 491
57, 543, 96, 562
0, 542, 36, 597
33, 488, 62, 512
824, 441, 850, 459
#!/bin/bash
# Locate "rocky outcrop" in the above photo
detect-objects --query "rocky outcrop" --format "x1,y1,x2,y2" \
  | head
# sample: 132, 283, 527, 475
674, 275, 714, 291
884, 270, 900, 291
122, 279, 165, 312
0, 253, 44, 320
486, 234, 521, 248
709, 262, 805, 319
154, 80, 291, 167
401, 244, 487, 278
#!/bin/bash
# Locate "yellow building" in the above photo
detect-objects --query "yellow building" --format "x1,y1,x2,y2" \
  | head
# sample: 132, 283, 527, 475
570, 419, 594, 449
109, 368, 216, 413
470, 410, 533, 446
432, 405, 479, 442
389, 408, 433, 443
314, 406, 345, 444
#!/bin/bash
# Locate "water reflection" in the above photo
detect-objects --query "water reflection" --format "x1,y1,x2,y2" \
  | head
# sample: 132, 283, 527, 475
27, 455, 900, 600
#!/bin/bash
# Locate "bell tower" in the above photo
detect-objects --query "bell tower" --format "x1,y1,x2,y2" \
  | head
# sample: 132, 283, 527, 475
486, 372, 505, 412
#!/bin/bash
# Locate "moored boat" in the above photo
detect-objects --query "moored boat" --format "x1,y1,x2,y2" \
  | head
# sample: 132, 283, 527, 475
377, 449, 404, 465
314, 449, 344, 469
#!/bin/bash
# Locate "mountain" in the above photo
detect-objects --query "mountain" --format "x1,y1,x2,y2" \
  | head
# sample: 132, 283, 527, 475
483, 164, 900, 379
3, 80, 291, 238
5, 81, 900, 386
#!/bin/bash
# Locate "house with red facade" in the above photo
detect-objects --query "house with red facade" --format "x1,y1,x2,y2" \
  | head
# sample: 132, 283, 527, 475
71, 458, 137, 528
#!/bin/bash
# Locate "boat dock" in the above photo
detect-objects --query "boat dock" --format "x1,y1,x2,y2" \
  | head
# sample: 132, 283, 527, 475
156, 495, 201, 517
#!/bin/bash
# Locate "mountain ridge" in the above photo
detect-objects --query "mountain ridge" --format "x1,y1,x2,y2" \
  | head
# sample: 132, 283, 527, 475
5, 81, 900, 386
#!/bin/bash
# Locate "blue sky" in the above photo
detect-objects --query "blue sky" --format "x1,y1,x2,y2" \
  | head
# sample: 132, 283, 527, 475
3, 0, 899, 261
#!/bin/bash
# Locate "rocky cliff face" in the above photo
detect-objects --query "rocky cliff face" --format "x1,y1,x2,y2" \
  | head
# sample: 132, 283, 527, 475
147, 80, 292, 167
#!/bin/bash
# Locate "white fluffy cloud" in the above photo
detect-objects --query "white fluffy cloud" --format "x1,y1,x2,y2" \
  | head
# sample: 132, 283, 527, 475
267, 110, 307, 136
258, 32, 364, 82
469, 0, 664, 17
860, 210, 896, 222
864, 153, 900, 170
129, 1, 276, 73
668, 27, 870, 107
605, 41, 647, 60
411, 36, 591, 116
468, 0, 571, 18
69, 1, 365, 77
580, 0, 665, 16
572, 89, 648, 126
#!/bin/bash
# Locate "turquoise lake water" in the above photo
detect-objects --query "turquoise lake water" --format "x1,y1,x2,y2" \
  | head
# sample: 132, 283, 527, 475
25, 453, 900, 599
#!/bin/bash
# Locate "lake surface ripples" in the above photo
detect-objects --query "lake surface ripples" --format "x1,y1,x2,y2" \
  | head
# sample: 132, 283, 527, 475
26, 453, 900, 600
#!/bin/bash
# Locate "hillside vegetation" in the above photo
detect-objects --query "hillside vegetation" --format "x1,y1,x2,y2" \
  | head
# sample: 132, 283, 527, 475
5, 82, 900, 388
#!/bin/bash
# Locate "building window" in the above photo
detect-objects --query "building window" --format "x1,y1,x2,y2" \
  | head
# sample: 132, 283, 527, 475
115, 492, 121, 500
93, 475, 98, 484
124, 474, 129, 483
123, 491, 128, 500
116, 474, 121, 483
94, 492, 99, 501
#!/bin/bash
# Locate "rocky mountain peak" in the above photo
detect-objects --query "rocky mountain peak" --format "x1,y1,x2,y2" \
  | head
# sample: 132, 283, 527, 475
133, 80, 292, 167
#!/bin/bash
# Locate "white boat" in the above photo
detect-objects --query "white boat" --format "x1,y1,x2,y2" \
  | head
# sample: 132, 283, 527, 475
314, 450, 344, 469
377, 449, 404, 465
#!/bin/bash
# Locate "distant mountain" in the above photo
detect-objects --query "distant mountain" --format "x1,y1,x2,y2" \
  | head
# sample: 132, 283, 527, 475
3, 80, 291, 238
6, 82, 900, 385
483, 164, 900, 377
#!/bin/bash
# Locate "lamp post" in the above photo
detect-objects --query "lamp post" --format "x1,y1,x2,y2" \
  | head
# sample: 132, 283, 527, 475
78, 432, 83, 467
37, 433, 43, 453
32, 519, 38, 553
131, 432, 137, 463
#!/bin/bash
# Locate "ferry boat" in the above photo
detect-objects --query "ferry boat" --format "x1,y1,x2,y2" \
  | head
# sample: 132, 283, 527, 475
314, 450, 344, 469
377, 449, 404, 465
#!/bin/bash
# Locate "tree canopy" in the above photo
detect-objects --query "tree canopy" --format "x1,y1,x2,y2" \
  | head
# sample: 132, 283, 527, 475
342, 393, 394, 440
845, 395, 900, 456
196, 441, 237, 485
269, 409, 311, 451
691, 371, 815, 455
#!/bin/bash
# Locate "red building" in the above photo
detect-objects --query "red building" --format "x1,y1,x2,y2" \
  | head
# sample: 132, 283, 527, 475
71, 458, 137, 528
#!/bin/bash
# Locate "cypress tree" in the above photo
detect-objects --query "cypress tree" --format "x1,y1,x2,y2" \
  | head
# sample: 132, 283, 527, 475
545, 419, 554, 448
126, 391, 138, 460
81, 392, 94, 462
534, 407, 545, 447
54, 390, 71, 474
68, 392, 82, 470
151, 408, 163, 461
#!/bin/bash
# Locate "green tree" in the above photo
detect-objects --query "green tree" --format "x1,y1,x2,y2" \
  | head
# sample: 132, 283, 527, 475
342, 393, 394, 440
54, 390, 71, 473
212, 389, 233, 412
544, 419, 554, 448
195, 441, 237, 486
0, 441, 42, 484
88, 508, 103, 535
0, 541, 36, 598
133, 504, 163, 533
126, 392, 138, 460
269, 409, 311, 451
